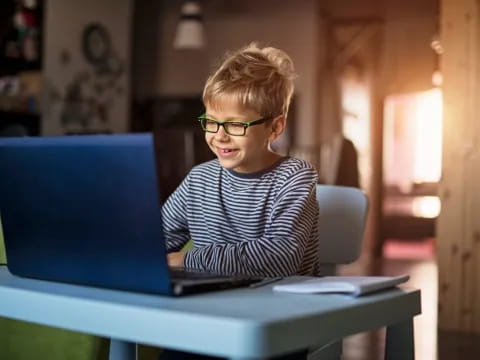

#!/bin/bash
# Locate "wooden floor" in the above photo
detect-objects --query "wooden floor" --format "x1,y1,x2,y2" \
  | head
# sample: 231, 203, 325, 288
339, 241, 480, 360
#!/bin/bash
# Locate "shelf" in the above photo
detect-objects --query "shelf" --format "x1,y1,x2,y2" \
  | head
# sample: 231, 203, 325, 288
0, 111, 40, 136
0, 110, 40, 119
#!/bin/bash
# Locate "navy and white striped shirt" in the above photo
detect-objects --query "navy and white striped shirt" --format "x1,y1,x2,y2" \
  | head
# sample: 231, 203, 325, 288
162, 157, 319, 277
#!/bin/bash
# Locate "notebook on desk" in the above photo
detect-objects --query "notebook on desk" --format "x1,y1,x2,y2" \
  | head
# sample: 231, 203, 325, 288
0, 134, 262, 296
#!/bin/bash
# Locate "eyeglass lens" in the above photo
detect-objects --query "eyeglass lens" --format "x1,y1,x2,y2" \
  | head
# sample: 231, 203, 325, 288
201, 119, 246, 136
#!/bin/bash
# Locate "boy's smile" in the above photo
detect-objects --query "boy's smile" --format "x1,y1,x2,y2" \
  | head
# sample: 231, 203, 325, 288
217, 147, 239, 157
204, 99, 285, 174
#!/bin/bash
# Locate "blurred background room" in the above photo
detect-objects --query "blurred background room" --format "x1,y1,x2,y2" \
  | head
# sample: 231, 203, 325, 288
1, 0, 480, 359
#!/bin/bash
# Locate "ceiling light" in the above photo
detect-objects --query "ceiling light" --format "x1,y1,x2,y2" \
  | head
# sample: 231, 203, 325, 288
173, 1, 206, 50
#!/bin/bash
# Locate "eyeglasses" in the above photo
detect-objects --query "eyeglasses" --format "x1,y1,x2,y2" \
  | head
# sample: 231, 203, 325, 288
197, 114, 270, 136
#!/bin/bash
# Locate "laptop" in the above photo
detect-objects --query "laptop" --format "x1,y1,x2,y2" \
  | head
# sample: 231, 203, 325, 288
0, 134, 262, 296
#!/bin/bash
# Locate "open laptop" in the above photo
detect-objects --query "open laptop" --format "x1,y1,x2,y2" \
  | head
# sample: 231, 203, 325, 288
0, 134, 262, 296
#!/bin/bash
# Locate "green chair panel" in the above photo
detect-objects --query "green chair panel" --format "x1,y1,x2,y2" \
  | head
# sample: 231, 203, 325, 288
0, 318, 107, 360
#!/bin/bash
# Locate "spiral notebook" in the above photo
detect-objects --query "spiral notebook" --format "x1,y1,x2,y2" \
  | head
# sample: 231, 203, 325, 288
273, 275, 410, 296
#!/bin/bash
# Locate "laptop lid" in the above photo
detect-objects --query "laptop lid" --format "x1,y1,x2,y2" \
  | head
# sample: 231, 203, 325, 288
0, 134, 174, 295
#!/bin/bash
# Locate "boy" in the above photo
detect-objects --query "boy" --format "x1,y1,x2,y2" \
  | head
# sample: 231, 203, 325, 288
162, 43, 319, 278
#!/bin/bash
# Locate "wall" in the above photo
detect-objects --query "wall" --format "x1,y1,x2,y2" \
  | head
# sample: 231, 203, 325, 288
438, 0, 480, 334
42, 0, 133, 135
381, 0, 438, 95
316, 0, 438, 259
134, 0, 437, 147
320, 0, 438, 135
132, 0, 162, 102
150, 0, 321, 149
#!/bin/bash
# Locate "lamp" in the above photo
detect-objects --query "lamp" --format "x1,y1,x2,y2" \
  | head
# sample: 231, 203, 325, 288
173, 1, 206, 50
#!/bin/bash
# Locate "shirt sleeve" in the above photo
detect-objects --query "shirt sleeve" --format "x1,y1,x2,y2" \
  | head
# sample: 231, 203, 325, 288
162, 174, 191, 253
183, 167, 319, 277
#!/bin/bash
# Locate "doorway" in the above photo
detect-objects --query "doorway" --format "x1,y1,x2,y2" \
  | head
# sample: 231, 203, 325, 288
382, 88, 443, 259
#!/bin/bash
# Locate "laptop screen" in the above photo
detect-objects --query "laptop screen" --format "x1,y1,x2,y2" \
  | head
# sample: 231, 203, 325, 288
0, 134, 173, 295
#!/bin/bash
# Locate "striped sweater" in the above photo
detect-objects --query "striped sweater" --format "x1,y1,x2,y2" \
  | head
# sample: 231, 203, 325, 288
162, 157, 320, 277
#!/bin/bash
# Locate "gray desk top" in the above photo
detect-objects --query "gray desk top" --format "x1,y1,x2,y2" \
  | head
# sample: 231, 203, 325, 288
0, 266, 421, 358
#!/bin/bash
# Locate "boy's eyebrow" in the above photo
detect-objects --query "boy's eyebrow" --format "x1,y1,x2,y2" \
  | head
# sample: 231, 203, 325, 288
205, 114, 248, 122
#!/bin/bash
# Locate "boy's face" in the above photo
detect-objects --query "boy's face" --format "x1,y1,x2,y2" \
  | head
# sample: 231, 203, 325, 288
204, 99, 284, 174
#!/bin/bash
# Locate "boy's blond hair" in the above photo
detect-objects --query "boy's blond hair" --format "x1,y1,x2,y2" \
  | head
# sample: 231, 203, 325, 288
203, 43, 296, 118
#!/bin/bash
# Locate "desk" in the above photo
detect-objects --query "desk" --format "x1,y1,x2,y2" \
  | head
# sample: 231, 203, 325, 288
0, 266, 421, 360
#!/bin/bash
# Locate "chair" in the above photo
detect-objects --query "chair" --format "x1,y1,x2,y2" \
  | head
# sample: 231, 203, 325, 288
308, 185, 369, 360
316, 184, 369, 275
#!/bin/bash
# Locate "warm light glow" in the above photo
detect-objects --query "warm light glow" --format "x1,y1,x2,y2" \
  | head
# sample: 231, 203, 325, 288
432, 70, 443, 87
413, 89, 443, 183
412, 196, 441, 218
383, 88, 443, 192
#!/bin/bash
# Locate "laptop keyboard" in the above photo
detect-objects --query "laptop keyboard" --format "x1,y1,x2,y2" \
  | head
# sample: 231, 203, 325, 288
170, 267, 234, 281
168, 267, 265, 295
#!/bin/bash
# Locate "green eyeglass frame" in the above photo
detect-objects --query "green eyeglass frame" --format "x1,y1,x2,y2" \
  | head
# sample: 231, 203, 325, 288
197, 114, 271, 136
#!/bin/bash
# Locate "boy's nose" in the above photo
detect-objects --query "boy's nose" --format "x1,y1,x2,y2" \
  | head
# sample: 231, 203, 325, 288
215, 125, 230, 140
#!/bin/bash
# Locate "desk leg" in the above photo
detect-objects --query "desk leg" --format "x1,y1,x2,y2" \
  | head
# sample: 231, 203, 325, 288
229, 350, 310, 360
385, 319, 414, 360
308, 341, 342, 360
109, 339, 137, 360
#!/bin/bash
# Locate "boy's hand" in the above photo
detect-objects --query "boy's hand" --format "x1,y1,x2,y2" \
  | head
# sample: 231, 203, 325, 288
168, 252, 186, 267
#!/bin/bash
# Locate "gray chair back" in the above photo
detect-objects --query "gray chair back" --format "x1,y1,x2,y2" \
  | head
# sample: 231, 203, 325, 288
316, 185, 368, 275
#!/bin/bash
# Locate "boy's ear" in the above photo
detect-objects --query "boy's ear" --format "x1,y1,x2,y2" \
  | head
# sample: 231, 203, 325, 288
269, 115, 286, 142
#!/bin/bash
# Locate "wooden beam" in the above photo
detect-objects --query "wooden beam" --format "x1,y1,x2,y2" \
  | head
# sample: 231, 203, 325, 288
438, 0, 480, 333
333, 24, 380, 70
329, 17, 384, 27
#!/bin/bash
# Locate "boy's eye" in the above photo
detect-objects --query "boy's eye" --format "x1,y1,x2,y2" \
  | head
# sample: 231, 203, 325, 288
225, 122, 246, 131
205, 119, 218, 128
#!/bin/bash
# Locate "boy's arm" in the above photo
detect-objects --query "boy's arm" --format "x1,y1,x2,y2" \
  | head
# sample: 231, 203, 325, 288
162, 175, 191, 253
183, 168, 319, 277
